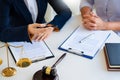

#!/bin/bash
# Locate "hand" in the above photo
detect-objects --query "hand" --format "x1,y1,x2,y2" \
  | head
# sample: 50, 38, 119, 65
93, 16, 107, 30
82, 12, 107, 30
28, 23, 46, 35
31, 27, 54, 41
82, 12, 97, 30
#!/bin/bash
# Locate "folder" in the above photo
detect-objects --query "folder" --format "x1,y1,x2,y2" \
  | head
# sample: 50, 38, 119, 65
59, 25, 111, 59
104, 43, 120, 71
8, 41, 54, 63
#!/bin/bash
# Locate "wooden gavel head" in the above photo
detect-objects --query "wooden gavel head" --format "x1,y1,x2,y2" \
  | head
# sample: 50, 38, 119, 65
33, 53, 66, 80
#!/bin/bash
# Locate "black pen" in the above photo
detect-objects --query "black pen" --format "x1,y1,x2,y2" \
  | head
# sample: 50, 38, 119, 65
36, 25, 55, 29
52, 53, 67, 68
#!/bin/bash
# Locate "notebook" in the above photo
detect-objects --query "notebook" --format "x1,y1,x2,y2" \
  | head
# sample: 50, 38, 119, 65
104, 43, 120, 71
8, 41, 54, 63
59, 25, 111, 59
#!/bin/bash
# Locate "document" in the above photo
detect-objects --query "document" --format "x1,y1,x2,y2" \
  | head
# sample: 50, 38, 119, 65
59, 25, 111, 59
8, 41, 54, 63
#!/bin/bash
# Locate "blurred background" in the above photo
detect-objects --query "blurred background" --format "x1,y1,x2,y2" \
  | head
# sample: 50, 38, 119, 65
45, 0, 81, 22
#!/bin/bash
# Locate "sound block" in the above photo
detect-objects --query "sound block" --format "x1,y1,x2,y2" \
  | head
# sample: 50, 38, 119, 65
33, 70, 59, 80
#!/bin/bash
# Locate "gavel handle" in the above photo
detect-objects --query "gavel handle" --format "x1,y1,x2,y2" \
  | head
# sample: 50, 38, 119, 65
52, 53, 66, 68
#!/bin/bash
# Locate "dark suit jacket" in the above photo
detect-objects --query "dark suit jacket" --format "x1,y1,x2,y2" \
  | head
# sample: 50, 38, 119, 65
0, 0, 71, 42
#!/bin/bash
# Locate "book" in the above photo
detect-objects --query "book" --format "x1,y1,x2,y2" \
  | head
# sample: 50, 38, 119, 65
59, 25, 111, 59
104, 43, 120, 71
8, 41, 54, 63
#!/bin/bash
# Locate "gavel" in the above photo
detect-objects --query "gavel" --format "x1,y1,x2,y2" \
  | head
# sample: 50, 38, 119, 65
33, 53, 67, 80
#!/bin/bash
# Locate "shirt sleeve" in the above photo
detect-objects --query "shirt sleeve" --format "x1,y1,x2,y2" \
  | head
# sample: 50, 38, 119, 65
80, 0, 94, 9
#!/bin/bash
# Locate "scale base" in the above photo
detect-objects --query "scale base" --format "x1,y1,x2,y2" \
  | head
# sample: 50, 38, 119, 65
2, 67, 16, 77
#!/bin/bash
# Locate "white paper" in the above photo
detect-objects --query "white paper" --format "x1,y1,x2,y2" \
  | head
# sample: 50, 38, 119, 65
8, 41, 53, 62
60, 26, 111, 58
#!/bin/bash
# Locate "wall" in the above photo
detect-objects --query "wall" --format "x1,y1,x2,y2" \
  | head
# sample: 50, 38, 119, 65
63, 0, 81, 15
45, 0, 81, 22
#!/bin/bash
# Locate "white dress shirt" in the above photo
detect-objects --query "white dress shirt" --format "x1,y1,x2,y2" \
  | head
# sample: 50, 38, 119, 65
24, 0, 38, 23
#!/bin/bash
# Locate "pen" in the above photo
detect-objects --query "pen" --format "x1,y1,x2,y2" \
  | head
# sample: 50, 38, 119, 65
36, 25, 55, 29
52, 53, 66, 68
68, 48, 84, 55
79, 33, 94, 43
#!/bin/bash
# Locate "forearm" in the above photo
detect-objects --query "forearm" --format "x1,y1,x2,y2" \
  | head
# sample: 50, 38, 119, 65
48, 0, 71, 29
0, 26, 31, 42
106, 22, 120, 31
80, 6, 92, 18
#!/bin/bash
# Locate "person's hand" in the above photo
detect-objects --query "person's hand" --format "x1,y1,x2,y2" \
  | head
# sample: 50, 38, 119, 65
28, 23, 46, 35
28, 23, 54, 41
82, 12, 107, 30
93, 16, 108, 30
32, 27, 54, 41
82, 12, 97, 30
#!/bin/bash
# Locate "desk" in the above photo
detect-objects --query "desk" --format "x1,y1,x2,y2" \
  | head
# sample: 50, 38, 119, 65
0, 15, 120, 80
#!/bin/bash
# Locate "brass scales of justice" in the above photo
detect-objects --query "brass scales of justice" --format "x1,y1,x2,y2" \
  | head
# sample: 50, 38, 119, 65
0, 42, 32, 77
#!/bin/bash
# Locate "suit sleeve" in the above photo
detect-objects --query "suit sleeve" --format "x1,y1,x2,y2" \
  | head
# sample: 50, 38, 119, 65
48, 0, 72, 30
0, 0, 31, 42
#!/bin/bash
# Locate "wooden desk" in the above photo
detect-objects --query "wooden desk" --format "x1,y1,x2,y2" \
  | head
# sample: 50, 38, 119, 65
0, 15, 120, 80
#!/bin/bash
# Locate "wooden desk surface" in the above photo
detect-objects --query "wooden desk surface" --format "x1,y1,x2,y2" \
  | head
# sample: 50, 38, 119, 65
0, 15, 120, 80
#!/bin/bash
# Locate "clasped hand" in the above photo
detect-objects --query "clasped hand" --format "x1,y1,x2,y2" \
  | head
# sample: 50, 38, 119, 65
28, 23, 54, 41
82, 12, 107, 30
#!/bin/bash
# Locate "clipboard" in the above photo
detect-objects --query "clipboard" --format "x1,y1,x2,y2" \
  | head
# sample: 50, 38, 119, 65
58, 25, 111, 59
8, 41, 54, 63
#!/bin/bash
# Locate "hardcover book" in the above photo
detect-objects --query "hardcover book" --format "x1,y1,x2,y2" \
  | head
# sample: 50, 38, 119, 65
104, 43, 120, 71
